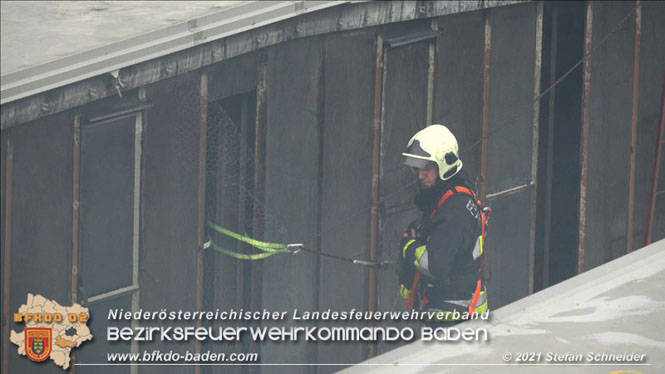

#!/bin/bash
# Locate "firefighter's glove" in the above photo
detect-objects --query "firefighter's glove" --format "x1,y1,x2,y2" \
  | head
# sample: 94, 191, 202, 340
404, 218, 425, 239
396, 237, 425, 298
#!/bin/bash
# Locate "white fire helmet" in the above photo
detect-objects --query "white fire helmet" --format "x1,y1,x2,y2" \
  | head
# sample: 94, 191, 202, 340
402, 124, 463, 181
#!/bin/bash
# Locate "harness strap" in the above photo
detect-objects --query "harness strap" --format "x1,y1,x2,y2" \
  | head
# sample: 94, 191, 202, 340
405, 271, 429, 310
428, 186, 487, 271
468, 279, 483, 314
429, 186, 477, 219
406, 185, 488, 311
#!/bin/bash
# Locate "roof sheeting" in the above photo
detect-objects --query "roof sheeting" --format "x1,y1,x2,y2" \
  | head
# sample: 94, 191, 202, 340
340, 239, 665, 373
0, 1, 526, 117
0, 1, 349, 104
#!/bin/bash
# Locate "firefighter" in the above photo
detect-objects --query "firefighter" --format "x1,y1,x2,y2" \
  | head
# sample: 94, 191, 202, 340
397, 124, 488, 322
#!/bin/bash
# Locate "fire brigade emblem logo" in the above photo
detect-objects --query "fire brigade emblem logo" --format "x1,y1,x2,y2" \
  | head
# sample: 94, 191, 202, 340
25, 328, 52, 362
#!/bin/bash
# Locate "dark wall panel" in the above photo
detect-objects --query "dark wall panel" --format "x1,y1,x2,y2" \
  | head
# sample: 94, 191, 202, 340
584, 1, 636, 270
546, 2, 586, 287
435, 9, 485, 179
7, 111, 73, 374
376, 38, 429, 358
208, 52, 258, 102
261, 38, 322, 372
77, 296, 131, 374
140, 72, 201, 374
634, 1, 665, 248
486, 2, 538, 307
487, 3, 537, 190
1, 123, 6, 368
317, 32, 374, 368
485, 190, 533, 307
80, 116, 136, 296
206, 51, 260, 344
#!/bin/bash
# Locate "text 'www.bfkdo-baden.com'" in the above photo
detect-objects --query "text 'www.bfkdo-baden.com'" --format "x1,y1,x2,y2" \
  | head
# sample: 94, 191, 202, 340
106, 350, 259, 363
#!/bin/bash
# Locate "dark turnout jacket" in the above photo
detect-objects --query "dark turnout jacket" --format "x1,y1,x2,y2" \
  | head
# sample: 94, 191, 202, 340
399, 174, 483, 304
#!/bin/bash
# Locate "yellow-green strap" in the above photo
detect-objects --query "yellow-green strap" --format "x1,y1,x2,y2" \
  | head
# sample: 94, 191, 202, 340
207, 221, 286, 252
402, 239, 416, 259
208, 240, 287, 260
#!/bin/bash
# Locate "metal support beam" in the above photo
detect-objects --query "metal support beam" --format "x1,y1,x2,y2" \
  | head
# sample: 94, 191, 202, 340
86, 285, 140, 304
235, 87, 250, 366
195, 71, 208, 374
426, 20, 438, 126
70, 114, 81, 374
251, 56, 267, 314
646, 69, 665, 245
2, 139, 13, 374
543, 7, 559, 289
72, 115, 81, 304
579, 1, 594, 274
486, 182, 535, 201
529, 1, 544, 295
627, 0, 642, 254
368, 33, 384, 359
130, 112, 142, 374
249, 55, 267, 374
481, 11, 492, 202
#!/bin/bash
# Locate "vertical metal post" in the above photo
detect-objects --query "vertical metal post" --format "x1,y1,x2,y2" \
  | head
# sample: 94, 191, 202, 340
71, 115, 81, 374
313, 39, 327, 367
251, 57, 267, 312
235, 91, 249, 365
426, 19, 438, 126
249, 54, 268, 374
481, 12, 492, 202
627, 0, 642, 253
646, 71, 665, 245
579, 1, 594, 274
195, 71, 208, 374
72, 115, 81, 304
543, 7, 559, 288
368, 34, 384, 359
2, 139, 13, 374
129, 113, 143, 374
529, 2, 544, 294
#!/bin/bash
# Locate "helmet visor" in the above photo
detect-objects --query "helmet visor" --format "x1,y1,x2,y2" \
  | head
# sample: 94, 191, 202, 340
402, 156, 430, 169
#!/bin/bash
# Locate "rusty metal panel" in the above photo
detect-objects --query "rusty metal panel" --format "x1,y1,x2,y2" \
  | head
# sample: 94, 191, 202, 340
139, 72, 201, 374
435, 10, 485, 182
634, 1, 665, 248
584, 1, 637, 270
260, 37, 322, 370
486, 2, 539, 307
317, 31, 375, 368
6, 111, 73, 374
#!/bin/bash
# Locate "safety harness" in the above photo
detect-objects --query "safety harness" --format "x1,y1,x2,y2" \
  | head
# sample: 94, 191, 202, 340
405, 185, 490, 314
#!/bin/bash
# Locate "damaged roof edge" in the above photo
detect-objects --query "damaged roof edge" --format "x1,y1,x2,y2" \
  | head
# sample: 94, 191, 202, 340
1, 0, 525, 128
0, 1, 347, 104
